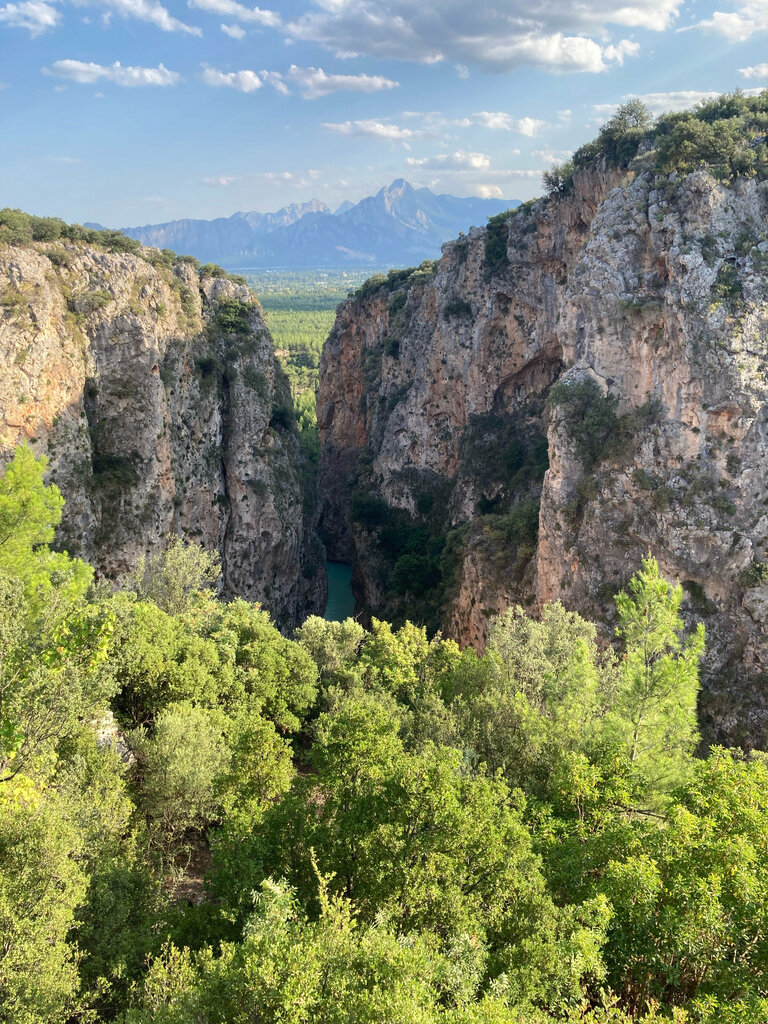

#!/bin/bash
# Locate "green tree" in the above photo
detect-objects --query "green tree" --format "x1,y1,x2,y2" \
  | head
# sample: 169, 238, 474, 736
613, 556, 704, 794
123, 535, 220, 616
0, 784, 87, 1023
601, 749, 768, 1012
0, 446, 92, 610
130, 703, 228, 860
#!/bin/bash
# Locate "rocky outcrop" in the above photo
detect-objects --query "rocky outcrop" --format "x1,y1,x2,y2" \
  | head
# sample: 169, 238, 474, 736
317, 162, 768, 743
0, 241, 325, 627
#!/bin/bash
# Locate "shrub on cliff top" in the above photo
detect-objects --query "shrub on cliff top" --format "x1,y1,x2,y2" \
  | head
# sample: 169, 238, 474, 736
544, 90, 768, 199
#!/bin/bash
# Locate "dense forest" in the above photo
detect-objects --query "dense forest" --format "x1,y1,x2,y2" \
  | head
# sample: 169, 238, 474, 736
3, 445, 768, 1024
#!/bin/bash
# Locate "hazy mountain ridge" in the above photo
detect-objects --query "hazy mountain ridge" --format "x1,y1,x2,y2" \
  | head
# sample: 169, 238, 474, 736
121, 181, 520, 267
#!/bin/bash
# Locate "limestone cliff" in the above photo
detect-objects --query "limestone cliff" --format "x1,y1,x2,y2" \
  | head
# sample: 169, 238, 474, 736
317, 162, 768, 743
0, 240, 325, 627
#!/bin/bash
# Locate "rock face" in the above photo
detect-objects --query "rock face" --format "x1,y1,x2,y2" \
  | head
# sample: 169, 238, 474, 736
317, 162, 768, 744
0, 241, 325, 628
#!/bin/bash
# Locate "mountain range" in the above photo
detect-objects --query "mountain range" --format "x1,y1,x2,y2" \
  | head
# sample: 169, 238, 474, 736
117, 180, 520, 268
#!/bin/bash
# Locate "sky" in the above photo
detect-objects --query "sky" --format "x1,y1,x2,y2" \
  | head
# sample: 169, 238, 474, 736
1, 0, 768, 227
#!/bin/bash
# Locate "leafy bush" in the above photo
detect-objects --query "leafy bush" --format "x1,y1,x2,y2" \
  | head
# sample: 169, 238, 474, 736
199, 262, 228, 279
68, 289, 112, 315
485, 209, 514, 272
213, 298, 252, 335
550, 377, 620, 471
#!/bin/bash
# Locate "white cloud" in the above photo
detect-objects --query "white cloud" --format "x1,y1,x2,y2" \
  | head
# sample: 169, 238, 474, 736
531, 148, 571, 163
284, 64, 399, 99
557, 109, 572, 122
285, 0, 664, 74
594, 91, 722, 117
203, 174, 242, 184
199, 64, 398, 99
476, 184, 503, 198
740, 62, 768, 79
261, 69, 290, 94
73, 0, 202, 34
322, 119, 422, 143
45, 59, 181, 86
221, 21, 245, 36
201, 66, 262, 91
407, 150, 491, 170
188, 0, 279, 25
46, 155, 82, 163
474, 112, 546, 135
693, 2, 768, 42
455, 63, 470, 79
0, 0, 59, 35
203, 168, 321, 187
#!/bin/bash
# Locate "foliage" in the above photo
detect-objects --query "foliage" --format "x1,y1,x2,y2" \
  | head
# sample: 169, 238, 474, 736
123, 535, 220, 615
0, 785, 87, 1023
1, 445, 765, 1024
130, 702, 229, 858
614, 556, 705, 794
485, 210, 515, 273
212, 298, 252, 334
549, 377, 620, 471
544, 90, 768, 199
542, 161, 576, 196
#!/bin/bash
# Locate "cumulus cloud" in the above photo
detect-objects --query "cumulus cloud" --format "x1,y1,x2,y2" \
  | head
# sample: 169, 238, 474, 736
476, 184, 503, 198
740, 62, 768, 79
45, 59, 181, 86
531, 148, 571, 163
261, 69, 290, 94
0, 0, 59, 35
221, 21, 245, 36
72, 0, 202, 34
407, 150, 491, 170
455, 63, 470, 79
694, 1, 768, 42
199, 64, 398, 98
474, 112, 546, 135
594, 90, 722, 117
557, 109, 572, 122
322, 119, 422, 143
202, 66, 262, 91
188, 0, 279, 25
284, 65, 399, 98
284, 0, 662, 73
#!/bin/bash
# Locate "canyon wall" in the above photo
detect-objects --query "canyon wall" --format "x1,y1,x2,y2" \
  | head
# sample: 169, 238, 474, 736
0, 241, 325, 627
317, 163, 768, 744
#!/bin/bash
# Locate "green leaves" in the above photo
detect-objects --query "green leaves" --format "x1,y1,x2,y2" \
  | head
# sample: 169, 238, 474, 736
614, 555, 705, 794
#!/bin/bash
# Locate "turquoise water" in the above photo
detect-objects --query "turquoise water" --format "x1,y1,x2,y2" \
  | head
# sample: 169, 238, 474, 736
324, 561, 355, 621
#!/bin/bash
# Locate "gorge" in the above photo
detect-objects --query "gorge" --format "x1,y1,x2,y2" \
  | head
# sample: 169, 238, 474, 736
316, 143, 768, 746
4, 97, 768, 746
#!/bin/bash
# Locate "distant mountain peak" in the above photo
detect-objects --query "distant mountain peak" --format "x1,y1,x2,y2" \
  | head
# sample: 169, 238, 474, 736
121, 183, 520, 268
382, 178, 413, 194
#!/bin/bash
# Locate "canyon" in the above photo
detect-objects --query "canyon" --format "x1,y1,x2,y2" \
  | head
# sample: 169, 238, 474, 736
317, 159, 768, 745
0, 239, 324, 628
4, 144, 768, 743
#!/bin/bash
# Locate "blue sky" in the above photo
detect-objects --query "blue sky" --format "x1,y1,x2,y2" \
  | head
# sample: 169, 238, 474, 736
1, 0, 768, 226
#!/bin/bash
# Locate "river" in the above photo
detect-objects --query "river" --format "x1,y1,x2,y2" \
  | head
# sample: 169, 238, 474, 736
323, 561, 355, 621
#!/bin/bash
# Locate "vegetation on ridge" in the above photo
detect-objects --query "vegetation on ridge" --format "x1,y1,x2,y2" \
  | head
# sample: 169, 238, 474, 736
0, 207, 249, 285
543, 90, 768, 198
3, 447, 768, 1022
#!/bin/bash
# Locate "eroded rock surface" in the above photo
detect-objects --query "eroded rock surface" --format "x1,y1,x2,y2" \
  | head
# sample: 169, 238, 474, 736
0, 241, 325, 627
318, 163, 768, 742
